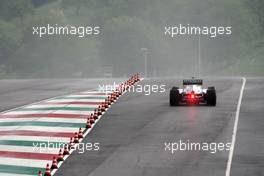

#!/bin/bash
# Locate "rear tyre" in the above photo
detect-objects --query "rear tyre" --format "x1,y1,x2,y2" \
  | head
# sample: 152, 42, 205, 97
206, 87, 216, 106
170, 87, 180, 106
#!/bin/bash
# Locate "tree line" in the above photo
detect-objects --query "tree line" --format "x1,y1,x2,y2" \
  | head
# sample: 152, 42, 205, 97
0, 0, 263, 78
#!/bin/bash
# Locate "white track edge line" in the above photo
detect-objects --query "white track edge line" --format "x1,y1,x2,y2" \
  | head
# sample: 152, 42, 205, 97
225, 77, 246, 176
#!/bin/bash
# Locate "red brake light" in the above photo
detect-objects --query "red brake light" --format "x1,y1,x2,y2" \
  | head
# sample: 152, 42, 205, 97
189, 91, 195, 99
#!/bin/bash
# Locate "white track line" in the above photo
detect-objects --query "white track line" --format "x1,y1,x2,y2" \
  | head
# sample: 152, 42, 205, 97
0, 126, 79, 133
46, 99, 104, 103
64, 95, 108, 98
0, 135, 69, 143
0, 145, 60, 154
0, 157, 52, 168
225, 77, 246, 176
0, 173, 33, 176
25, 104, 99, 108
0, 117, 86, 123
4, 110, 94, 115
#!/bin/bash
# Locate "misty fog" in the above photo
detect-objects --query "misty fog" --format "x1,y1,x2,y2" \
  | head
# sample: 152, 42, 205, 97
0, 0, 263, 78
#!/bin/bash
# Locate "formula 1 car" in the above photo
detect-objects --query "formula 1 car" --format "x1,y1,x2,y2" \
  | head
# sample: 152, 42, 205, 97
170, 78, 216, 106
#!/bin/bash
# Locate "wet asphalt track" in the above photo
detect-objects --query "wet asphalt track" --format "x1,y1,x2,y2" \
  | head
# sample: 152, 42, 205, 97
0, 77, 263, 176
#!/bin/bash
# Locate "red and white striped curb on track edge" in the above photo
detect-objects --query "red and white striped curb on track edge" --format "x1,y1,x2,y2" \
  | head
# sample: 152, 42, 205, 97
0, 75, 142, 176
51, 77, 143, 176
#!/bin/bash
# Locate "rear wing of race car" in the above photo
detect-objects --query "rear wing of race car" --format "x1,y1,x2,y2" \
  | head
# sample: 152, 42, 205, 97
183, 79, 203, 85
